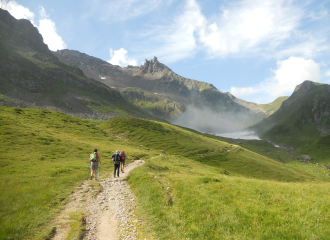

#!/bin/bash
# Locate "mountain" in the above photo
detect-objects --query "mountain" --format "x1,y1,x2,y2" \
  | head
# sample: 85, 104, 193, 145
54, 50, 274, 132
251, 80, 330, 158
0, 9, 157, 120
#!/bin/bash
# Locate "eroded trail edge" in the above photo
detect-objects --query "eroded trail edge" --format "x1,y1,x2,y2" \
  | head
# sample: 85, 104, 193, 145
51, 160, 145, 240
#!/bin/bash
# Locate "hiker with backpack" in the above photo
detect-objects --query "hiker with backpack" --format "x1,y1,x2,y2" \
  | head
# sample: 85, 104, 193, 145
120, 150, 128, 173
90, 149, 101, 180
112, 150, 122, 178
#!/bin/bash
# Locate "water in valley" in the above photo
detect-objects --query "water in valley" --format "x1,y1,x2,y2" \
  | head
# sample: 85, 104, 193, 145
216, 131, 260, 140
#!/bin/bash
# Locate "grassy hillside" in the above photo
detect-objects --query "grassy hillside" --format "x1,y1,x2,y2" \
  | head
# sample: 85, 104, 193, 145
120, 87, 185, 118
100, 117, 316, 182
128, 156, 330, 239
258, 96, 289, 116
0, 107, 148, 239
1, 106, 330, 239
252, 82, 330, 162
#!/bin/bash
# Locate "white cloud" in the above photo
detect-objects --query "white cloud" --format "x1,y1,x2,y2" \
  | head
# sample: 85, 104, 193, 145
138, 0, 205, 63
37, 7, 67, 51
0, 0, 34, 23
325, 70, 330, 77
90, 0, 164, 22
139, 0, 329, 63
199, 0, 302, 57
0, 2, 66, 51
230, 57, 321, 102
108, 48, 137, 67
230, 86, 259, 97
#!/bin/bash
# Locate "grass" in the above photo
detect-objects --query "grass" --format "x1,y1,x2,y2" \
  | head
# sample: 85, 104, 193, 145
128, 155, 330, 239
121, 87, 185, 118
1, 106, 330, 239
65, 211, 86, 240
252, 82, 330, 162
0, 107, 141, 239
258, 96, 289, 115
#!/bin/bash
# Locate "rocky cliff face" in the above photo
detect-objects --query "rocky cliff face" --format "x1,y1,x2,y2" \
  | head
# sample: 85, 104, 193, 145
0, 9, 157, 121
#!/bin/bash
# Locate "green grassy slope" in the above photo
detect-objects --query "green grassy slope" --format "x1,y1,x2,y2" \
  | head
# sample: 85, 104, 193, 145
0, 107, 148, 239
128, 156, 330, 239
120, 87, 185, 118
252, 82, 330, 162
258, 96, 289, 116
1, 106, 329, 239
100, 117, 316, 182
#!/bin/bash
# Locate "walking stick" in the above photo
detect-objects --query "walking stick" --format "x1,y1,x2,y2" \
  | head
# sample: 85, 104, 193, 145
98, 163, 101, 179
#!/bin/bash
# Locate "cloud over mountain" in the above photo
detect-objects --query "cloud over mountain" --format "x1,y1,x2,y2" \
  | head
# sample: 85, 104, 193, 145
0, 0, 66, 51
231, 57, 321, 103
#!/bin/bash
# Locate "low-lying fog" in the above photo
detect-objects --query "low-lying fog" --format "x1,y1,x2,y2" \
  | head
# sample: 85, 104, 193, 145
170, 105, 261, 140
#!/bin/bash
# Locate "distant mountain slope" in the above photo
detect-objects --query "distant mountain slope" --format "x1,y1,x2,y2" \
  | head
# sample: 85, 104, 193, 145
251, 80, 330, 158
54, 50, 269, 132
0, 9, 157, 120
121, 87, 185, 118
258, 96, 289, 116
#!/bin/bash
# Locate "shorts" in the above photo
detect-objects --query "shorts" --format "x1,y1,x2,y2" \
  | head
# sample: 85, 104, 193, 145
120, 160, 125, 166
91, 161, 98, 170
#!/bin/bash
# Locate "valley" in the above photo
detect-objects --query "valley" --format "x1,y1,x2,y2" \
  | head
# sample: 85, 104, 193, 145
1, 7, 330, 240
1, 107, 330, 239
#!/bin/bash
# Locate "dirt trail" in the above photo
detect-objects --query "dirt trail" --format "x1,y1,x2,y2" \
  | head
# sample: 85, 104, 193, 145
51, 160, 145, 240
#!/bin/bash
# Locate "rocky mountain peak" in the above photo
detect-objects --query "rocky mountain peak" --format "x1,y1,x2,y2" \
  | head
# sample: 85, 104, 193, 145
139, 56, 170, 74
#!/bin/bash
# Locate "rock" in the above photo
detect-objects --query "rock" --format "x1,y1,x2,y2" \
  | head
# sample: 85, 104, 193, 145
300, 155, 313, 161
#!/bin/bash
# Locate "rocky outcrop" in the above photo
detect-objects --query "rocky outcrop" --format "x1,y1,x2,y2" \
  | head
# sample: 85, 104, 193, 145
139, 56, 170, 75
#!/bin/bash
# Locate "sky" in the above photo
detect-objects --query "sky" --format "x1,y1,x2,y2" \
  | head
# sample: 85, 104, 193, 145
1, 0, 330, 104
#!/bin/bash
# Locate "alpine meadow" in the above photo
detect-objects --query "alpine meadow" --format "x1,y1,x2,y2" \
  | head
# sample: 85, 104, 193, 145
1, 3, 330, 240
1, 107, 330, 239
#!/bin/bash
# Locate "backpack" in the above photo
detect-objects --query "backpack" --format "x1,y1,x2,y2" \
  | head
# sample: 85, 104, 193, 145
113, 153, 121, 164
121, 151, 126, 160
90, 152, 98, 162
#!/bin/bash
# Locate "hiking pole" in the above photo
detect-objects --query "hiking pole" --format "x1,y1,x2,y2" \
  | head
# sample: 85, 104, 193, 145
89, 163, 91, 180
98, 163, 101, 179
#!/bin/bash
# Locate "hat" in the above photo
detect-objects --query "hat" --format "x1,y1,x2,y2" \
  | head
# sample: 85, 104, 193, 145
116, 150, 120, 154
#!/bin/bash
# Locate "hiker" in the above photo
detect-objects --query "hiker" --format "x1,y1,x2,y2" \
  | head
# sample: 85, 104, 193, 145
120, 150, 128, 173
90, 149, 101, 180
112, 150, 122, 178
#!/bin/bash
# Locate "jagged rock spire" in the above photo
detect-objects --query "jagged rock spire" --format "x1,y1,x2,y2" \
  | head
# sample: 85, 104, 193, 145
140, 56, 168, 74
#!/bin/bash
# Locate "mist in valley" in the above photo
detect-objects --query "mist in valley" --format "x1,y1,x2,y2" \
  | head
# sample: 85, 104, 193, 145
170, 105, 261, 137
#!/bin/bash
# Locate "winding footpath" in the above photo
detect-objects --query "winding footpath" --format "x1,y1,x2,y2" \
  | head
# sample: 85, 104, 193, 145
51, 160, 145, 240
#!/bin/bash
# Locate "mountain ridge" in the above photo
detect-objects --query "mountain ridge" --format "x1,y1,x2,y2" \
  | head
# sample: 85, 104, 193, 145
0, 9, 159, 121
54, 49, 276, 132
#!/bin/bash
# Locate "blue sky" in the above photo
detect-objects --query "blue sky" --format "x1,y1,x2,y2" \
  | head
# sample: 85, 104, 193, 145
1, 0, 330, 104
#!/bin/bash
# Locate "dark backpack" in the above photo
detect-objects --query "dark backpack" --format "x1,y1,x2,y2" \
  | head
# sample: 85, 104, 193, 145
113, 153, 121, 164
